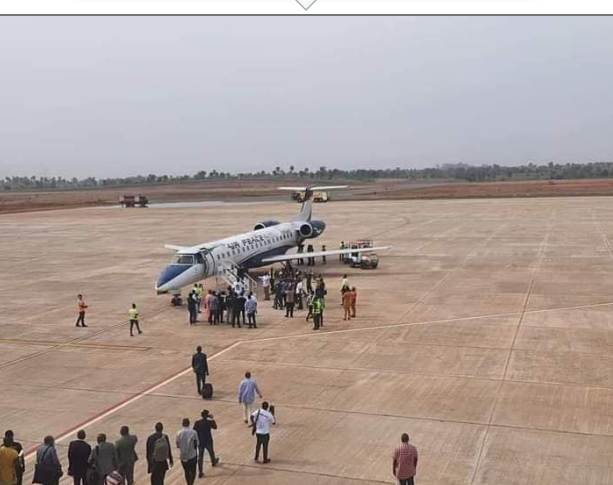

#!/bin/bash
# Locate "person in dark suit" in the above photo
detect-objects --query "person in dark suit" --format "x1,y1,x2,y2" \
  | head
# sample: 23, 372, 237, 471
115, 426, 138, 485
68, 430, 91, 485
193, 410, 219, 478
191, 347, 209, 396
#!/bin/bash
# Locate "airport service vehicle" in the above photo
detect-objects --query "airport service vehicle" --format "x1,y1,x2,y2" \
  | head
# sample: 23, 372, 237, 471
292, 190, 329, 203
155, 186, 391, 297
342, 240, 380, 269
119, 194, 149, 208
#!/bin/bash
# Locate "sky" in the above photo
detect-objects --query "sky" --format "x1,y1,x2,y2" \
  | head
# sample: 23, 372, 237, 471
0, 16, 612, 179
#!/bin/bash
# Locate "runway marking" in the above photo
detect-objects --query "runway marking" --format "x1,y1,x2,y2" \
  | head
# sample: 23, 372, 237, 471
0, 338, 150, 352
0, 306, 171, 370
23, 341, 241, 460
468, 208, 554, 485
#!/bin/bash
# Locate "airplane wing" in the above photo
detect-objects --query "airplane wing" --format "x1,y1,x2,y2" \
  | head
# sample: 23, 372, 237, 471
278, 185, 349, 191
261, 246, 392, 264
163, 244, 192, 251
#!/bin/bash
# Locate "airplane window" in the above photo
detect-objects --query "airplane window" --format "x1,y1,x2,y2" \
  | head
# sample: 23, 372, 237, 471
174, 255, 194, 265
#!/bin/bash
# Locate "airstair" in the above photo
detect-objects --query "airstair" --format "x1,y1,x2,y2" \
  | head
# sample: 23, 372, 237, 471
216, 260, 258, 294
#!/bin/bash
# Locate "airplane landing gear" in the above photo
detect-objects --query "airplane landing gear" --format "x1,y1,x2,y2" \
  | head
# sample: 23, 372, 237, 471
171, 290, 183, 306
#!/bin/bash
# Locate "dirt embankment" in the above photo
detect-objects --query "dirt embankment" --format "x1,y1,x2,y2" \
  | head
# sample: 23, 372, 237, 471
3, 178, 613, 215
0, 179, 285, 214
362, 179, 613, 200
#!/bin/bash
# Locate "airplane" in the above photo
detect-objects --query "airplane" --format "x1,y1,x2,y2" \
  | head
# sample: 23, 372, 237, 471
155, 186, 391, 296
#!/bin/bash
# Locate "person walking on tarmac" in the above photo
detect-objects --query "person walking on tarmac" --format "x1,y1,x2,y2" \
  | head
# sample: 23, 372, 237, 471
297, 244, 305, 266
312, 296, 323, 330
129, 304, 142, 337
349, 287, 357, 318
75, 294, 88, 328
305, 291, 315, 322
339, 241, 345, 262
342, 289, 352, 321
321, 245, 327, 265
187, 291, 198, 325
306, 244, 315, 266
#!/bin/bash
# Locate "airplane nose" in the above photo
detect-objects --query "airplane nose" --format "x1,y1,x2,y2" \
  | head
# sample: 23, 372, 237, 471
155, 264, 191, 293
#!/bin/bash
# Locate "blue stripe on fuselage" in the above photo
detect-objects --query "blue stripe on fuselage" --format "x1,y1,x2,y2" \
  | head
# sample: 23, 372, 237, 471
156, 264, 191, 288
239, 245, 294, 268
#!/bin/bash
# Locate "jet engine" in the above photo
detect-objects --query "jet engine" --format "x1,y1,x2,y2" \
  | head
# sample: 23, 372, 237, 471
297, 220, 326, 238
254, 220, 280, 231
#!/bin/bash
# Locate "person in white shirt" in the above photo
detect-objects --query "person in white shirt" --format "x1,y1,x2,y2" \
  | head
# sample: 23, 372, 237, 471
233, 280, 244, 296
245, 293, 258, 329
259, 274, 271, 300
295, 280, 304, 310
175, 419, 199, 485
250, 402, 276, 464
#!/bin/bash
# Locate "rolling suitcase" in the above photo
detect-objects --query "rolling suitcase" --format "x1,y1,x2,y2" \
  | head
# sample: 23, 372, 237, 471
201, 383, 213, 399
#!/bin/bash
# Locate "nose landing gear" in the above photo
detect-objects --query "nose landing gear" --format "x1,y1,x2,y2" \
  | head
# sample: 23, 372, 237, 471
171, 290, 183, 306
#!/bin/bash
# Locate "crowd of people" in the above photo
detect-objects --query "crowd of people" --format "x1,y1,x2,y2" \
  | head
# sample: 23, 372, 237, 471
180, 265, 359, 332
0, 368, 285, 485
186, 284, 259, 329
29, 245, 426, 485
1, 424, 417, 485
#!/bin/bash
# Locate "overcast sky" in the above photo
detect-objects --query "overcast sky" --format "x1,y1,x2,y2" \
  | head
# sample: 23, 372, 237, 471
0, 17, 612, 179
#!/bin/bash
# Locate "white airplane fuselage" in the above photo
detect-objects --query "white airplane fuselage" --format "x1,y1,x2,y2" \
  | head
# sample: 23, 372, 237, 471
155, 221, 305, 294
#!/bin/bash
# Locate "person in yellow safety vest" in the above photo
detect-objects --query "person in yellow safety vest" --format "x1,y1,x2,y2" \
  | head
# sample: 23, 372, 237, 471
128, 303, 142, 337
312, 297, 323, 330
339, 241, 345, 262
196, 284, 204, 314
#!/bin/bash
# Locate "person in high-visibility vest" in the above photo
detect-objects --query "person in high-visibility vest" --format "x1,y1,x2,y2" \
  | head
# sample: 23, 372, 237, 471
128, 303, 142, 336
312, 296, 323, 330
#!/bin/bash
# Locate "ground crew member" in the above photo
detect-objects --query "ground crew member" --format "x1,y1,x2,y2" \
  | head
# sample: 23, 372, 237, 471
312, 296, 323, 330
128, 304, 142, 337
305, 291, 315, 321
321, 245, 327, 264
75, 294, 88, 327
342, 289, 352, 321
350, 287, 357, 318
339, 241, 345, 262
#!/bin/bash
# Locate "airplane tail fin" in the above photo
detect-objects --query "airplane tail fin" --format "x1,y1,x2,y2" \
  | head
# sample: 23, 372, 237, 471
278, 185, 348, 222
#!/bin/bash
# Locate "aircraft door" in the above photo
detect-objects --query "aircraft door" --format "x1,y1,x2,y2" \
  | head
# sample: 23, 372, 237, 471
200, 249, 216, 277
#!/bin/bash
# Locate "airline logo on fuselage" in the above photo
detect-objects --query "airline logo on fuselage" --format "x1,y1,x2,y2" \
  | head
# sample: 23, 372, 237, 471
226, 228, 293, 251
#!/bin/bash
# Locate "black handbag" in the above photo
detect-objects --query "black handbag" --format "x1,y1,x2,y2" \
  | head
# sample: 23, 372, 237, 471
86, 447, 101, 485
250, 410, 260, 436
33, 447, 62, 484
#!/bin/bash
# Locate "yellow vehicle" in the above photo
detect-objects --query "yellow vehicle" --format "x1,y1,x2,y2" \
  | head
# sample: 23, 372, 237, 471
292, 190, 329, 203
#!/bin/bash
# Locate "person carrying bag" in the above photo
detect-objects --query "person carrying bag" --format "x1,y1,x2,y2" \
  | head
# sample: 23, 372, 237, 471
33, 437, 62, 485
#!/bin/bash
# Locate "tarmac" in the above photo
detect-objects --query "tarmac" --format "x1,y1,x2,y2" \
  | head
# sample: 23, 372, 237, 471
2, 196, 613, 484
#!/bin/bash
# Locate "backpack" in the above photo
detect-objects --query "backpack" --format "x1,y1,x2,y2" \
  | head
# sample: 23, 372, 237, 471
153, 435, 169, 462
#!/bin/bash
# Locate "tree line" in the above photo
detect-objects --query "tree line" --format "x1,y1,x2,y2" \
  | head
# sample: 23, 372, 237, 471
3, 162, 613, 191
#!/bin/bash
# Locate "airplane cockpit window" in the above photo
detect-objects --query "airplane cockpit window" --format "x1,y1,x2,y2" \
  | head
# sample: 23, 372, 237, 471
174, 254, 194, 265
